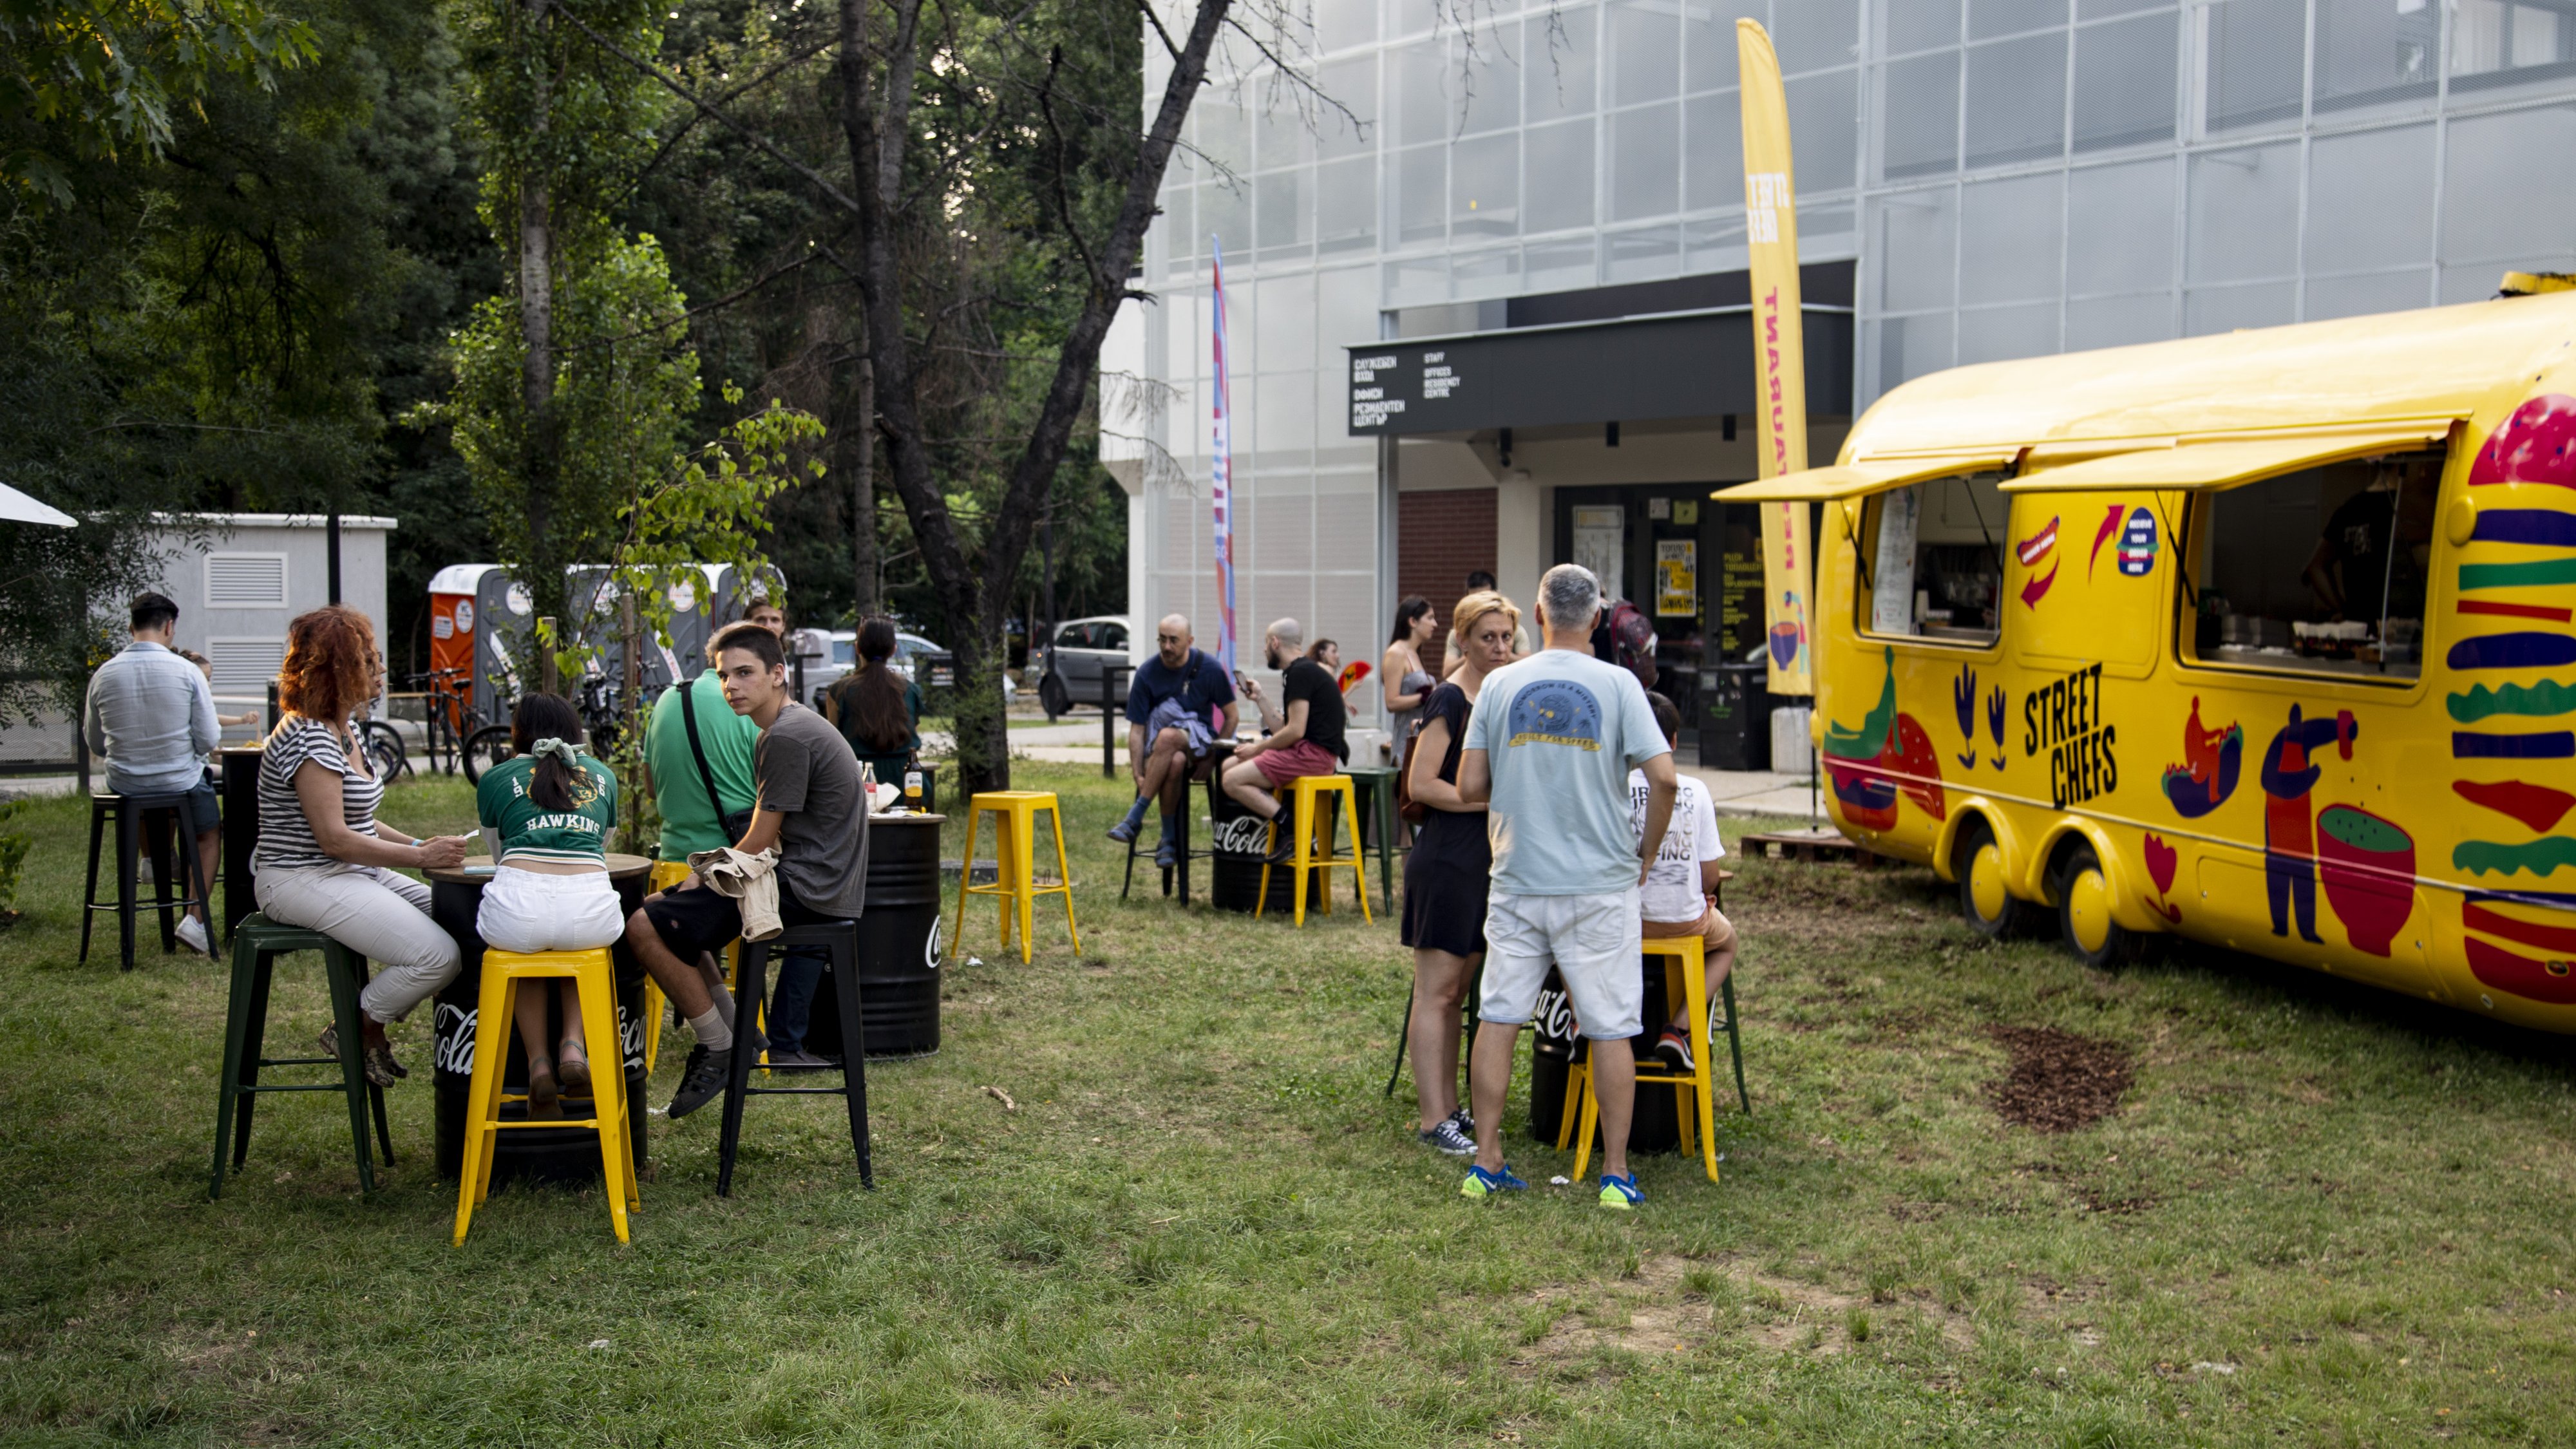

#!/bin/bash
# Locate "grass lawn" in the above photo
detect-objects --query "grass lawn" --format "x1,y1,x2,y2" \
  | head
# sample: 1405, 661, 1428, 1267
3, 761, 2573, 1446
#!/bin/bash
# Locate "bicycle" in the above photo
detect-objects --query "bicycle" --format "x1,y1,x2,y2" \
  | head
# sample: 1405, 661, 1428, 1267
404, 668, 478, 776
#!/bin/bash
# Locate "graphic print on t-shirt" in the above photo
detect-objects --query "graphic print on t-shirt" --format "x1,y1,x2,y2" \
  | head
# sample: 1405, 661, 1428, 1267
1506, 680, 1604, 751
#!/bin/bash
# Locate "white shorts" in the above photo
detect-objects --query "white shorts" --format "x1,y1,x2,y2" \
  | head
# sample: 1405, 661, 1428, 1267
1479, 888, 1644, 1041
475, 865, 626, 955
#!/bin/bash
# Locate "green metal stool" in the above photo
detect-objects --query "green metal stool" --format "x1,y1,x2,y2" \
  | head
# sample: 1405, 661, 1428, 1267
209, 912, 394, 1198
1345, 765, 1406, 918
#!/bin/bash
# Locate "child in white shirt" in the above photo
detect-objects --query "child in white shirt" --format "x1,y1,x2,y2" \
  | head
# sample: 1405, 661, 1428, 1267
1627, 693, 1737, 1071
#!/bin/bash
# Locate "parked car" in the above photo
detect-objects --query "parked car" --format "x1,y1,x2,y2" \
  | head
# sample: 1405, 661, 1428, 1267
1031, 615, 1132, 719
796, 627, 1016, 708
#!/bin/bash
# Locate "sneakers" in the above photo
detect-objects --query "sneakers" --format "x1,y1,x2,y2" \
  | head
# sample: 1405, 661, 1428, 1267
667, 1023, 766, 1120
1653, 1025, 1694, 1072
1460, 1163, 1529, 1198
175, 914, 211, 957
1417, 1109, 1475, 1157
766, 1047, 828, 1069
1598, 1173, 1644, 1210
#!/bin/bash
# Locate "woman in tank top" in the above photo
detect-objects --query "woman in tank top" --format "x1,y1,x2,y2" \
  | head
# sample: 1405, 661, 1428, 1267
1381, 595, 1438, 769
1397, 590, 1520, 1157
473, 692, 621, 1119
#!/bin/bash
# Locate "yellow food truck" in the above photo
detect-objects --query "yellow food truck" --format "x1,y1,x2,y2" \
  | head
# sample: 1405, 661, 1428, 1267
1718, 280, 2576, 1029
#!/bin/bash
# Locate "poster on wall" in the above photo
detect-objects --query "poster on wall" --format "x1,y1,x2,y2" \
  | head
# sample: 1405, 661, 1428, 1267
1655, 540, 1699, 617
1572, 506, 1624, 603
1870, 487, 1919, 635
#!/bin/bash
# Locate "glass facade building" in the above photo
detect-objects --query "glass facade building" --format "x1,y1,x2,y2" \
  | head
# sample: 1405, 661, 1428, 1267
1104, 0, 2576, 745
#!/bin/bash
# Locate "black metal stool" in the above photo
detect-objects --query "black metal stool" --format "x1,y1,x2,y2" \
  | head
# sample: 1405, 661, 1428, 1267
719, 920, 873, 1195
82, 791, 219, 971
209, 913, 393, 1197
1118, 795, 1218, 905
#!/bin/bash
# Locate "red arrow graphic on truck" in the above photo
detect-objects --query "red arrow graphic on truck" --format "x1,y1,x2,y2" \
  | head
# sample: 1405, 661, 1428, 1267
2016, 515, 2060, 607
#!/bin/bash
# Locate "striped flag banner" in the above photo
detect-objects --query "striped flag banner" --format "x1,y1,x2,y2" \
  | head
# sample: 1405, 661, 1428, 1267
1211, 238, 1240, 679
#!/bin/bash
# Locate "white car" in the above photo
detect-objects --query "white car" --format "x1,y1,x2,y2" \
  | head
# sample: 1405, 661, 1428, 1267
804, 629, 1014, 705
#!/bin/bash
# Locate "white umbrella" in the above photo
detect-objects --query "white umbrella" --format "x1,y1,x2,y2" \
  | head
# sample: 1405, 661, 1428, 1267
0, 482, 74, 527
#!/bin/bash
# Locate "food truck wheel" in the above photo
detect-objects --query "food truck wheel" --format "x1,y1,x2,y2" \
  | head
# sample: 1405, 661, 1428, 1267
1956, 819, 2021, 938
2056, 841, 2132, 969
1039, 671, 1071, 721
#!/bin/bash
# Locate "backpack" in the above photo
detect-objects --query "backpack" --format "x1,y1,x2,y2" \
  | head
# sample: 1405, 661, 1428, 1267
1607, 600, 1659, 691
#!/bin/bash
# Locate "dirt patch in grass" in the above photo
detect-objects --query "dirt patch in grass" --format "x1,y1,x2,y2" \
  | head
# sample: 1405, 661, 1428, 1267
1987, 1026, 2132, 1132
1505, 1252, 1976, 1376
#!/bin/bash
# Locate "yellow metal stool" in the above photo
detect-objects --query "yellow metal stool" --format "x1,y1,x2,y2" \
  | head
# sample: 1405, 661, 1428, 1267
453, 947, 639, 1244
952, 791, 1080, 963
1255, 775, 1372, 926
641, 860, 746, 1070
1557, 936, 1725, 1186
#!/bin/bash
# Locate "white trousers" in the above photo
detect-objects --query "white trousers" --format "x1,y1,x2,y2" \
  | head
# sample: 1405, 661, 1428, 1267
252, 863, 460, 1025
475, 865, 625, 954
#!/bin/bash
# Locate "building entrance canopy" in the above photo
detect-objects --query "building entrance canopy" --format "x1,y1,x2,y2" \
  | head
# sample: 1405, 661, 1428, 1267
1343, 305, 1854, 438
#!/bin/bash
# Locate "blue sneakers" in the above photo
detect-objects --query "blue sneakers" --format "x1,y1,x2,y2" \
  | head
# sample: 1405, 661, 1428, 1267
1597, 1173, 1644, 1210
1461, 1163, 1529, 1198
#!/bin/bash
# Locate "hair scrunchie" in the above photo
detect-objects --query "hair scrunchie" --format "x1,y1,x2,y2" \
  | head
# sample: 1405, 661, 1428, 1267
530, 737, 580, 764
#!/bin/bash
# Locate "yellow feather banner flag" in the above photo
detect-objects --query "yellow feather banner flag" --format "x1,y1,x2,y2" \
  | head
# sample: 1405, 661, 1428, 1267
1739, 18, 1814, 697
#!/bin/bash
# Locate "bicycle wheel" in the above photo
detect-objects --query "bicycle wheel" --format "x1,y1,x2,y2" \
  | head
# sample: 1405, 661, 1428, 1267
357, 719, 408, 781
460, 724, 516, 784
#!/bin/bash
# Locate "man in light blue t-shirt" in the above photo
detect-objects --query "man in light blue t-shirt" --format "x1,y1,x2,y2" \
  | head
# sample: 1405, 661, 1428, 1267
1456, 563, 1678, 1211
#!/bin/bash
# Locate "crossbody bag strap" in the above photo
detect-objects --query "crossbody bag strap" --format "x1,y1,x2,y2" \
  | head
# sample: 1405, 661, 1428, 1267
677, 678, 729, 822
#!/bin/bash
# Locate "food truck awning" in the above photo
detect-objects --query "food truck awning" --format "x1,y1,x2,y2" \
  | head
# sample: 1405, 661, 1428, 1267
1999, 425, 2454, 493
1710, 453, 2017, 503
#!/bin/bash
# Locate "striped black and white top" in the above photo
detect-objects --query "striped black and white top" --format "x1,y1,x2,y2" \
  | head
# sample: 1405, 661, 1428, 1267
254, 715, 384, 872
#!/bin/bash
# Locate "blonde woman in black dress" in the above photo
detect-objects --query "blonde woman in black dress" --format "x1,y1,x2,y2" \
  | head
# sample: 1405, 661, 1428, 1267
1399, 590, 1520, 1155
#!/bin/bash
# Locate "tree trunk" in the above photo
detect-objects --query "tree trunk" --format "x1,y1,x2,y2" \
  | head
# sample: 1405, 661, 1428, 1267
837, 341, 878, 617
518, 0, 564, 629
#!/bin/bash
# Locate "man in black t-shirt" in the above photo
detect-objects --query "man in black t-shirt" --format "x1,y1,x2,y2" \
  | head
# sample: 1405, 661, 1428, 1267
2305, 475, 2397, 624
1222, 618, 1349, 864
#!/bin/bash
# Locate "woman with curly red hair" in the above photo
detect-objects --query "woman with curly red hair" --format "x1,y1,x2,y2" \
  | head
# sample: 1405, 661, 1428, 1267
252, 606, 471, 1086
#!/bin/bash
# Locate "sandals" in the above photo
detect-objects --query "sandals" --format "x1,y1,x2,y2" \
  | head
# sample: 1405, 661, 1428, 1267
556, 1048, 592, 1096
526, 1061, 564, 1120
318, 1024, 402, 1089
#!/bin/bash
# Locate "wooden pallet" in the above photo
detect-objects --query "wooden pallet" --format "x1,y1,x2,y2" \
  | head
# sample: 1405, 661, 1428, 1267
1739, 828, 1878, 867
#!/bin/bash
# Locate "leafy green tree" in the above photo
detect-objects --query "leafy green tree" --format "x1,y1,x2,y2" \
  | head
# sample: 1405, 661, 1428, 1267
1, 0, 319, 201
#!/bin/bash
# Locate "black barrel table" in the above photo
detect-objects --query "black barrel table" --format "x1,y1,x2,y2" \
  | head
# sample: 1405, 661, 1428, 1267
804, 811, 945, 1060
426, 853, 656, 1186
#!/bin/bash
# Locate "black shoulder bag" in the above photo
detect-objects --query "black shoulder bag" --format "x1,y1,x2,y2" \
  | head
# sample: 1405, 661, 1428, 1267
678, 679, 757, 843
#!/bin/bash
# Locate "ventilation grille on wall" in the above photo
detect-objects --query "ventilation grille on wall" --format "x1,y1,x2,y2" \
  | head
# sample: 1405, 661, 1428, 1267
206, 554, 288, 607
207, 638, 287, 690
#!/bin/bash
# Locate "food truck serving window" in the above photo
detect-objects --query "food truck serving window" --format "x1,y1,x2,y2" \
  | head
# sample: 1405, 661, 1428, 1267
2181, 450, 2443, 682
1855, 475, 2007, 647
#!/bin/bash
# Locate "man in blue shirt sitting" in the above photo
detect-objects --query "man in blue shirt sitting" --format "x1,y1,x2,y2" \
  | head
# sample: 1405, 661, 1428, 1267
1108, 614, 1239, 867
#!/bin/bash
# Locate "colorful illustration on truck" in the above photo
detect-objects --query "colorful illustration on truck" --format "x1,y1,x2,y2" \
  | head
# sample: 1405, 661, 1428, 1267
2462, 895, 2576, 1005
1949, 667, 2009, 770
2087, 504, 2123, 578
1823, 646, 1944, 829
2020, 662, 2116, 809
2454, 838, 2576, 877
2467, 393, 2576, 489
2016, 515, 2060, 607
2454, 730, 2576, 759
2316, 806, 2415, 958
2141, 833, 2183, 923
2161, 695, 2242, 819
2257, 705, 2357, 945
2461, 558, 2576, 590
2450, 679, 2576, 722
2470, 509, 2576, 547
2452, 779, 2576, 833
2461, 600, 2574, 622
2116, 507, 2158, 576
2448, 633, 2576, 670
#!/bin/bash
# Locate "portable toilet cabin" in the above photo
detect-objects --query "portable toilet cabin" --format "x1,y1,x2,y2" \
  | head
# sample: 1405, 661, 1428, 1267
1716, 283, 2576, 1032
425, 564, 531, 732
